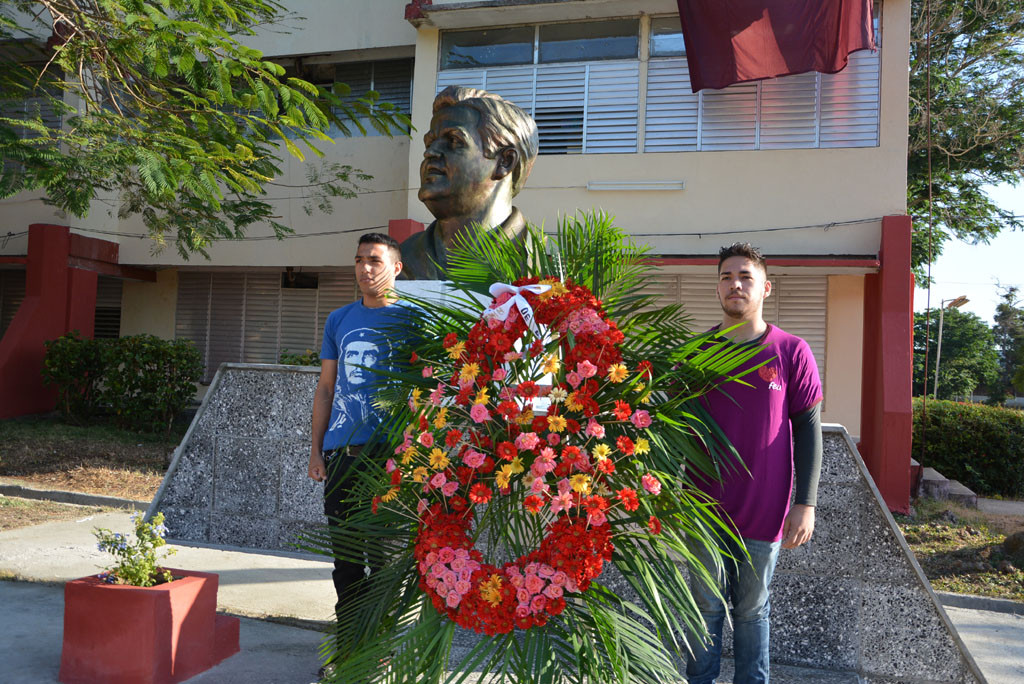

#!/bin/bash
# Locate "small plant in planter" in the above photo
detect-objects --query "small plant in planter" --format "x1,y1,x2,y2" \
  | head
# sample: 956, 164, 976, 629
94, 512, 176, 586
60, 512, 239, 684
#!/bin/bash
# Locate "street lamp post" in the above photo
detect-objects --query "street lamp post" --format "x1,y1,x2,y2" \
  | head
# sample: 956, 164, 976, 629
933, 295, 970, 399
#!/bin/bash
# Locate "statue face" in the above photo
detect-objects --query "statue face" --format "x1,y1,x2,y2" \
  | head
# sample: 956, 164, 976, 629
418, 105, 502, 219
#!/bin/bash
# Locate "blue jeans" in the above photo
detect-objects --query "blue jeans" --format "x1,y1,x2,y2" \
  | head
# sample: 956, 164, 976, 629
686, 535, 781, 684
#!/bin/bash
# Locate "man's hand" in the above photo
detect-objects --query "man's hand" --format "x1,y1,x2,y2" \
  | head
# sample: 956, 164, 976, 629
308, 450, 327, 482
781, 504, 814, 549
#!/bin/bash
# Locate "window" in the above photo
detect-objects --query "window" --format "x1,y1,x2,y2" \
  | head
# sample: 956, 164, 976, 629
0, 269, 26, 340
175, 270, 358, 382
94, 276, 122, 339
538, 20, 638, 63
441, 27, 534, 70
644, 15, 881, 152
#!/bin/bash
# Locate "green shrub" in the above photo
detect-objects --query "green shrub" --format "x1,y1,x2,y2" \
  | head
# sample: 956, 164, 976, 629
913, 398, 1024, 498
279, 348, 321, 366
41, 332, 107, 423
102, 335, 202, 434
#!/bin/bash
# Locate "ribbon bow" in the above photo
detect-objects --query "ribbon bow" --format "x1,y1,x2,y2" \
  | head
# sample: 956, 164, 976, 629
482, 282, 551, 335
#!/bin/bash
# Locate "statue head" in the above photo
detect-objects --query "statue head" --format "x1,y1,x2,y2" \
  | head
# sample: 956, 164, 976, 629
418, 86, 539, 220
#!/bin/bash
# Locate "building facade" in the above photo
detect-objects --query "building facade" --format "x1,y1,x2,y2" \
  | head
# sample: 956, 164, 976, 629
0, 0, 912, 509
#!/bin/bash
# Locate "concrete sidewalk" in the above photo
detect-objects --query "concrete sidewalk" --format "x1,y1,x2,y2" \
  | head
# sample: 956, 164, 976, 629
2, 509, 1023, 683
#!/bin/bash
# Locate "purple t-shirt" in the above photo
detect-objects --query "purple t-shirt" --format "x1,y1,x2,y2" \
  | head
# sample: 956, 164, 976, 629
697, 324, 823, 542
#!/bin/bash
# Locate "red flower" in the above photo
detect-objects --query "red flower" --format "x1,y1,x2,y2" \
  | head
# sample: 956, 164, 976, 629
450, 495, 468, 512
524, 495, 544, 513
443, 332, 458, 348
456, 466, 475, 485
496, 441, 518, 461
613, 400, 632, 421
597, 459, 615, 474
371, 495, 381, 514
648, 515, 662, 535
469, 483, 493, 504
390, 470, 402, 486
480, 456, 496, 474
517, 381, 540, 399
455, 386, 473, 406
497, 401, 520, 421
617, 488, 639, 512
410, 351, 419, 363
615, 435, 635, 455
529, 339, 544, 357
637, 360, 653, 378
446, 429, 463, 448
566, 419, 582, 434
531, 416, 549, 434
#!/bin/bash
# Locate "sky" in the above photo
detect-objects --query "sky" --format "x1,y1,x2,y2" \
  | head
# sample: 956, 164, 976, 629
913, 183, 1024, 325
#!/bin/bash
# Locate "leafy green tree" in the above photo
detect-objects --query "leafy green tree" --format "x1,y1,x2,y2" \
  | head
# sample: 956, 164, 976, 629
991, 285, 1024, 400
0, 1, 408, 257
908, 0, 1024, 276
913, 307, 999, 399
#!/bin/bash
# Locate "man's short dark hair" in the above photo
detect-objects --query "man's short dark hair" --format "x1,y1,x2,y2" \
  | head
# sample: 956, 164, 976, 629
359, 232, 401, 262
718, 242, 768, 275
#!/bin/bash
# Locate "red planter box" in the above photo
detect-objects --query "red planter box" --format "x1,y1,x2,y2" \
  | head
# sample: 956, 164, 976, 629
59, 568, 240, 684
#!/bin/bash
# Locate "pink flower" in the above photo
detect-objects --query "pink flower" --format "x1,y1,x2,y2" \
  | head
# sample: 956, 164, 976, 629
525, 574, 545, 594
641, 473, 662, 495
418, 432, 435, 447
470, 404, 491, 423
566, 371, 582, 389
547, 432, 561, 446
557, 478, 572, 495
630, 409, 652, 429
517, 588, 531, 604
530, 477, 550, 494
463, 449, 485, 468
499, 387, 515, 401
585, 419, 605, 439
430, 472, 447, 489
550, 491, 574, 514
446, 593, 461, 608
576, 360, 598, 378
530, 594, 548, 613
422, 366, 433, 378
492, 368, 507, 381
438, 548, 455, 563
515, 604, 530, 618
455, 579, 472, 595
418, 499, 429, 515
515, 432, 540, 450
385, 458, 397, 473
442, 481, 459, 497
543, 584, 563, 599
429, 383, 444, 406
537, 564, 555, 579
588, 509, 607, 526
551, 571, 568, 587
443, 570, 458, 586
504, 352, 522, 362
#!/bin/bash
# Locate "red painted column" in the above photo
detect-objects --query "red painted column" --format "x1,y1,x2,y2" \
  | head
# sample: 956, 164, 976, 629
66, 268, 99, 337
388, 218, 425, 244
859, 215, 913, 513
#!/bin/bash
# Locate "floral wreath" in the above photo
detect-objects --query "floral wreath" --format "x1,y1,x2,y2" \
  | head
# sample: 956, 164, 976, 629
375, 277, 664, 635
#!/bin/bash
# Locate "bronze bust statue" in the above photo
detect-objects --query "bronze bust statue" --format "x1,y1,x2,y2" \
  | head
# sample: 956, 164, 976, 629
400, 86, 540, 280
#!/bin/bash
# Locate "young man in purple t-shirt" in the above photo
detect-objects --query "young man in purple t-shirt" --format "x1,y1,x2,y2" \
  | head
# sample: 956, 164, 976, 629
687, 243, 823, 684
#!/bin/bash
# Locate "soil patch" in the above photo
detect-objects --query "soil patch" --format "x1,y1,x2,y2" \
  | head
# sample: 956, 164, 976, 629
897, 498, 1024, 603
0, 496, 114, 532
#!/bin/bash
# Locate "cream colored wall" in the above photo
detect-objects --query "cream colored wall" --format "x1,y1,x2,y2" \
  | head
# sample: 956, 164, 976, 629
822, 275, 865, 437
116, 135, 411, 267
120, 269, 178, 340
405, 1, 910, 260
243, 0, 417, 56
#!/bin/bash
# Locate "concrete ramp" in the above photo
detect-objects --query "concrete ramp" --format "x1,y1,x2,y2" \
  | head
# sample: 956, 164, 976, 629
150, 365, 985, 682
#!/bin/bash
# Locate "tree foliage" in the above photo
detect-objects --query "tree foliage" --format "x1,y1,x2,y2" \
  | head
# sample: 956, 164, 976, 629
0, 1, 409, 257
991, 285, 1024, 400
913, 307, 999, 399
908, 0, 1024, 275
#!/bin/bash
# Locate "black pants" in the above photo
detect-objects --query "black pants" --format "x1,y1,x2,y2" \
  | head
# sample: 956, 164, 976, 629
323, 446, 368, 611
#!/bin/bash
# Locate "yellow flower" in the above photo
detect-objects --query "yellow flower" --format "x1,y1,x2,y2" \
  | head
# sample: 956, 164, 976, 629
381, 487, 400, 503
516, 409, 534, 425
474, 387, 490, 405
634, 438, 650, 455
633, 382, 646, 394
412, 466, 429, 483
400, 446, 417, 465
570, 474, 592, 495
547, 414, 567, 432
591, 443, 611, 460
607, 363, 628, 383
432, 407, 448, 429
565, 392, 584, 412
459, 362, 479, 383
479, 574, 504, 607
549, 387, 568, 404
538, 278, 569, 300
510, 456, 525, 475
639, 391, 652, 404
429, 448, 449, 470
447, 341, 466, 360
596, 482, 613, 497
542, 354, 561, 374
410, 387, 423, 407
495, 465, 513, 489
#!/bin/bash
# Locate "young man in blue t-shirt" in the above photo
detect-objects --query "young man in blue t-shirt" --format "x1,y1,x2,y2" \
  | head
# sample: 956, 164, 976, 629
307, 232, 415, 633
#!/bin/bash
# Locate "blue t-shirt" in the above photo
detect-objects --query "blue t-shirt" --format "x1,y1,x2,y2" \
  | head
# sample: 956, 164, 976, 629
320, 299, 417, 450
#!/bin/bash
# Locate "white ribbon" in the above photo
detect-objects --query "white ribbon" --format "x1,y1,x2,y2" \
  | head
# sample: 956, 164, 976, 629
482, 282, 551, 335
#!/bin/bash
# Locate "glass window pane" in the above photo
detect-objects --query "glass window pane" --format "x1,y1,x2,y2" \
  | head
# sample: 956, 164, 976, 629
441, 27, 534, 70
539, 20, 639, 63
650, 17, 685, 57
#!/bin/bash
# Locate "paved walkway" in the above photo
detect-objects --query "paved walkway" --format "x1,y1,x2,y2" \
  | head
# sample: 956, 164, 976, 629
2, 508, 1023, 683
978, 496, 1024, 517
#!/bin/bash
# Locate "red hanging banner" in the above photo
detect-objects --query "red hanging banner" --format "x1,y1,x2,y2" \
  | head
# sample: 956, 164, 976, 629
676, 0, 875, 92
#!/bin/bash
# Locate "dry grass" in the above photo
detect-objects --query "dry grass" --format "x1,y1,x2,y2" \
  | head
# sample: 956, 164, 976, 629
0, 496, 114, 532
